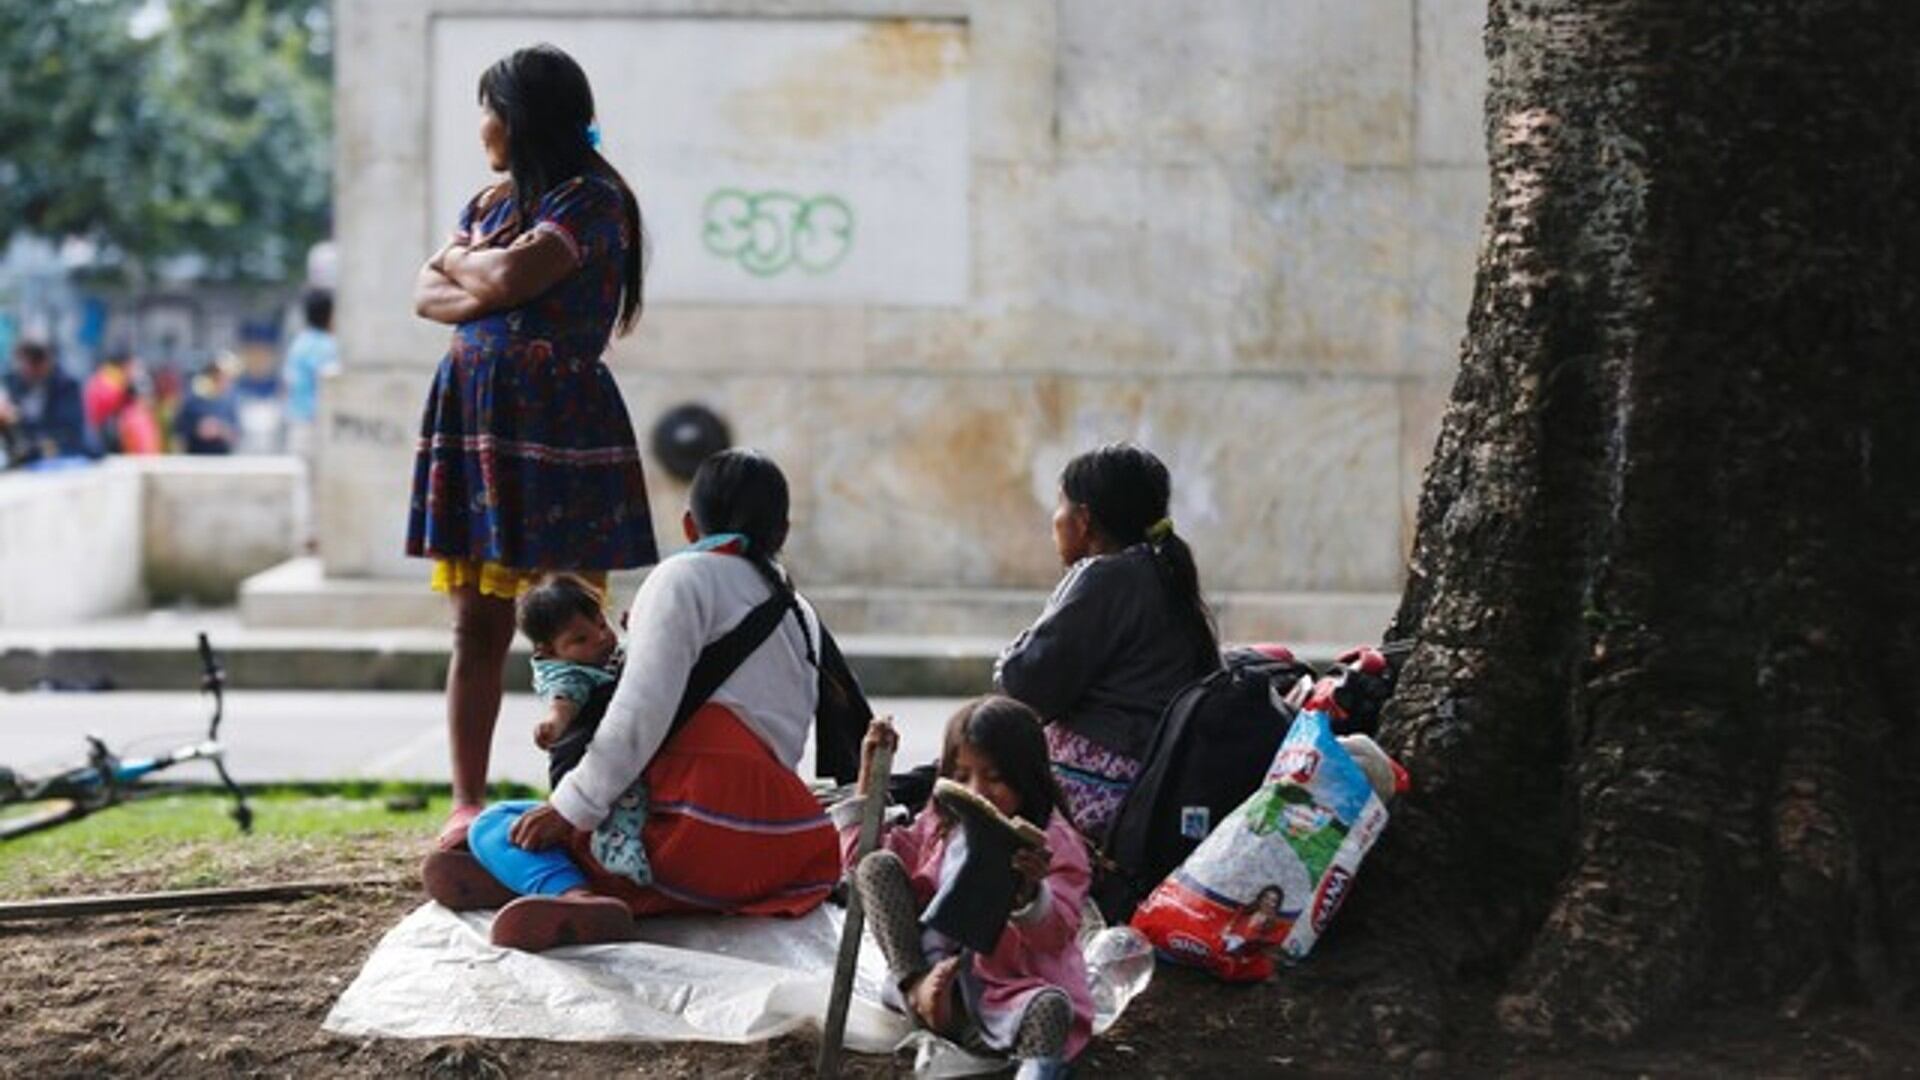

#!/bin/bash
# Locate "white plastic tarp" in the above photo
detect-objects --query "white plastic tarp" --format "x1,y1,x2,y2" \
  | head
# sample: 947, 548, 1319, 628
324, 901, 1150, 1075
322, 902, 914, 1052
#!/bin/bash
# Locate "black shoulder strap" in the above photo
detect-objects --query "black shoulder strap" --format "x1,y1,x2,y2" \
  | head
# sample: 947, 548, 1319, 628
668, 590, 791, 736
547, 589, 793, 788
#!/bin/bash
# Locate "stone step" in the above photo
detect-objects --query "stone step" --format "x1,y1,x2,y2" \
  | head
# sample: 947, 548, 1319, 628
0, 611, 1365, 697
0, 613, 1002, 697
239, 558, 1399, 644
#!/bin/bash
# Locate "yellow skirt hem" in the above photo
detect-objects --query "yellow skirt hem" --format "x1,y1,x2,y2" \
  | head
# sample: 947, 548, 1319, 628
429, 560, 608, 601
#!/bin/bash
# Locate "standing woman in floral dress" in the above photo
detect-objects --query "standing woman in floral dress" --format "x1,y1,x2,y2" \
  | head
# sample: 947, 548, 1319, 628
409, 44, 658, 848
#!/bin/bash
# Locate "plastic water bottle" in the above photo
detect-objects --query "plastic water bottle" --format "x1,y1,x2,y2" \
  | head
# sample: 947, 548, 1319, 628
1083, 926, 1155, 1033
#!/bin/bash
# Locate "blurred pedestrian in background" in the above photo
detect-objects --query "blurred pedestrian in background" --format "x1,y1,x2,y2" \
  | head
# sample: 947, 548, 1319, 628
233, 319, 287, 453
174, 354, 242, 455
0, 339, 92, 467
82, 346, 162, 456
284, 287, 338, 461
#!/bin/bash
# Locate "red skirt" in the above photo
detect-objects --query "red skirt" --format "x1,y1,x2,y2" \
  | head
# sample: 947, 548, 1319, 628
566, 702, 841, 917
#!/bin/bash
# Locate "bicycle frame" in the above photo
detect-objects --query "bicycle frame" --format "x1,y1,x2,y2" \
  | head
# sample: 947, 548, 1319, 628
0, 633, 253, 841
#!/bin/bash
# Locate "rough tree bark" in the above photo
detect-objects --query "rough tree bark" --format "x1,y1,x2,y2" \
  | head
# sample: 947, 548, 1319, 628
1327, 0, 1920, 1056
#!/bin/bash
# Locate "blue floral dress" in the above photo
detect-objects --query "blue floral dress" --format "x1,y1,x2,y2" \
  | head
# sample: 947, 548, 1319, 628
406, 174, 659, 578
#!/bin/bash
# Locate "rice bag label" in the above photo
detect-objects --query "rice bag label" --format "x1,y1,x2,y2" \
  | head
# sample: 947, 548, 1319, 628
1130, 709, 1390, 981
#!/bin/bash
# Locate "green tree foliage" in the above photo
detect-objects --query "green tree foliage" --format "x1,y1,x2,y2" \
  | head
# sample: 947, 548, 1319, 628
0, 0, 331, 281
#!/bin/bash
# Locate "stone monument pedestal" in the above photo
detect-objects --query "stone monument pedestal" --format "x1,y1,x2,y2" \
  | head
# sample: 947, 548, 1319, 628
254, 0, 1489, 653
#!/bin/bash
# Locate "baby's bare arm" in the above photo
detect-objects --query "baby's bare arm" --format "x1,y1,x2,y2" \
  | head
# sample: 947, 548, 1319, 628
533, 697, 582, 749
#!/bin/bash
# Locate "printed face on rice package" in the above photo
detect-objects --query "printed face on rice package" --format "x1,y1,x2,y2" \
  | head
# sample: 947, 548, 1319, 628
1129, 708, 1391, 981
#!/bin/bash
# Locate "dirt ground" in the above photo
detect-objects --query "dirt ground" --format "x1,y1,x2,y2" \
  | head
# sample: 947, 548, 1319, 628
2, 833, 1916, 1078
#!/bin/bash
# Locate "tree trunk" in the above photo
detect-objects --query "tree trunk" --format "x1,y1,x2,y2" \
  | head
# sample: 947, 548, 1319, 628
1335, 0, 1920, 1054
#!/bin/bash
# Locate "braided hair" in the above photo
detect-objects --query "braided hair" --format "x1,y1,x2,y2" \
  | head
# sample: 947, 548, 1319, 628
687, 448, 815, 664
1060, 442, 1220, 674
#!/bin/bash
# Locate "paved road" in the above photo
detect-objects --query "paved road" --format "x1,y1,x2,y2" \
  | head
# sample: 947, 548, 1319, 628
0, 691, 963, 789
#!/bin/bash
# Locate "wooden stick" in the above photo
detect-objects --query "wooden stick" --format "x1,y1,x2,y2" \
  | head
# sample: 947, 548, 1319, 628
817, 740, 893, 1079
0, 879, 406, 923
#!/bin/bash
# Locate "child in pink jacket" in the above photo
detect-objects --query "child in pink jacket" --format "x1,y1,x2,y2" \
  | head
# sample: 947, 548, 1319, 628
834, 698, 1094, 1077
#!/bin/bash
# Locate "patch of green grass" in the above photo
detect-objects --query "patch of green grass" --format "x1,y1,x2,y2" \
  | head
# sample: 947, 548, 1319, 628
3, 787, 444, 847
0, 784, 539, 900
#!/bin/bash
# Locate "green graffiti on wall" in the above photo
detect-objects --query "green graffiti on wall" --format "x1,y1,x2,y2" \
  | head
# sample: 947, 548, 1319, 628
701, 189, 855, 277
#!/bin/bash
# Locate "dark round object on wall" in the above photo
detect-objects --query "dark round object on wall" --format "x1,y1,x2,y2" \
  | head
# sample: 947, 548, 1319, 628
651, 402, 733, 481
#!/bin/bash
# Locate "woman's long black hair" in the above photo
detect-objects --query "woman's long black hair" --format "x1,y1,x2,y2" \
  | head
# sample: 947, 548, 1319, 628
478, 43, 647, 335
938, 696, 1065, 828
687, 448, 815, 664
1061, 442, 1220, 674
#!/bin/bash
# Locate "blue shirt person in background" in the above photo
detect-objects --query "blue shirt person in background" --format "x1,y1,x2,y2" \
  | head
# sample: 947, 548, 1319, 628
283, 288, 337, 459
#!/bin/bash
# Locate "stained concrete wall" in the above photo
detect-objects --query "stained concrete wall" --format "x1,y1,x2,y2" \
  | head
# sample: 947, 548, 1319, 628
0, 467, 144, 627
323, 1, 1488, 618
431, 17, 971, 306
0, 458, 302, 626
140, 458, 306, 604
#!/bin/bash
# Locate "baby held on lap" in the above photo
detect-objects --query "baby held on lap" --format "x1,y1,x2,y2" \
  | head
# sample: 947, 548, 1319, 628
516, 574, 623, 759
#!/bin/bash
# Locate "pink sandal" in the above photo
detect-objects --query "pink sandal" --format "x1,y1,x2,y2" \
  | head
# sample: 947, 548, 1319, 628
490, 894, 636, 952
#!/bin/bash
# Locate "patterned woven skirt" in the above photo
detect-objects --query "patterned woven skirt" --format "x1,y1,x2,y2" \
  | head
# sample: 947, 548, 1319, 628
406, 343, 658, 576
1044, 724, 1144, 839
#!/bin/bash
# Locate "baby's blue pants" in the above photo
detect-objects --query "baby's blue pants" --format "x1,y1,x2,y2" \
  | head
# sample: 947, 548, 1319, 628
466, 801, 588, 897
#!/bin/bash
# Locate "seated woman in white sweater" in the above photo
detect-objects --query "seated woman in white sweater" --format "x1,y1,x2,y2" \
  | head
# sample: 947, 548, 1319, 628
421, 449, 845, 951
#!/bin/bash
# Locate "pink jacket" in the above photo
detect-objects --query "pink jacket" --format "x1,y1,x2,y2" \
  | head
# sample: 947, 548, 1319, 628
836, 798, 1095, 1059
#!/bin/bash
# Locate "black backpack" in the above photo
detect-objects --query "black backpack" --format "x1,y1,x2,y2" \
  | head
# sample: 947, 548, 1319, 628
1092, 647, 1314, 924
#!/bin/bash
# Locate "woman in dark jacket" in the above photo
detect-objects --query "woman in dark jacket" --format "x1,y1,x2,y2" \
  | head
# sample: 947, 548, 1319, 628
995, 443, 1221, 837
